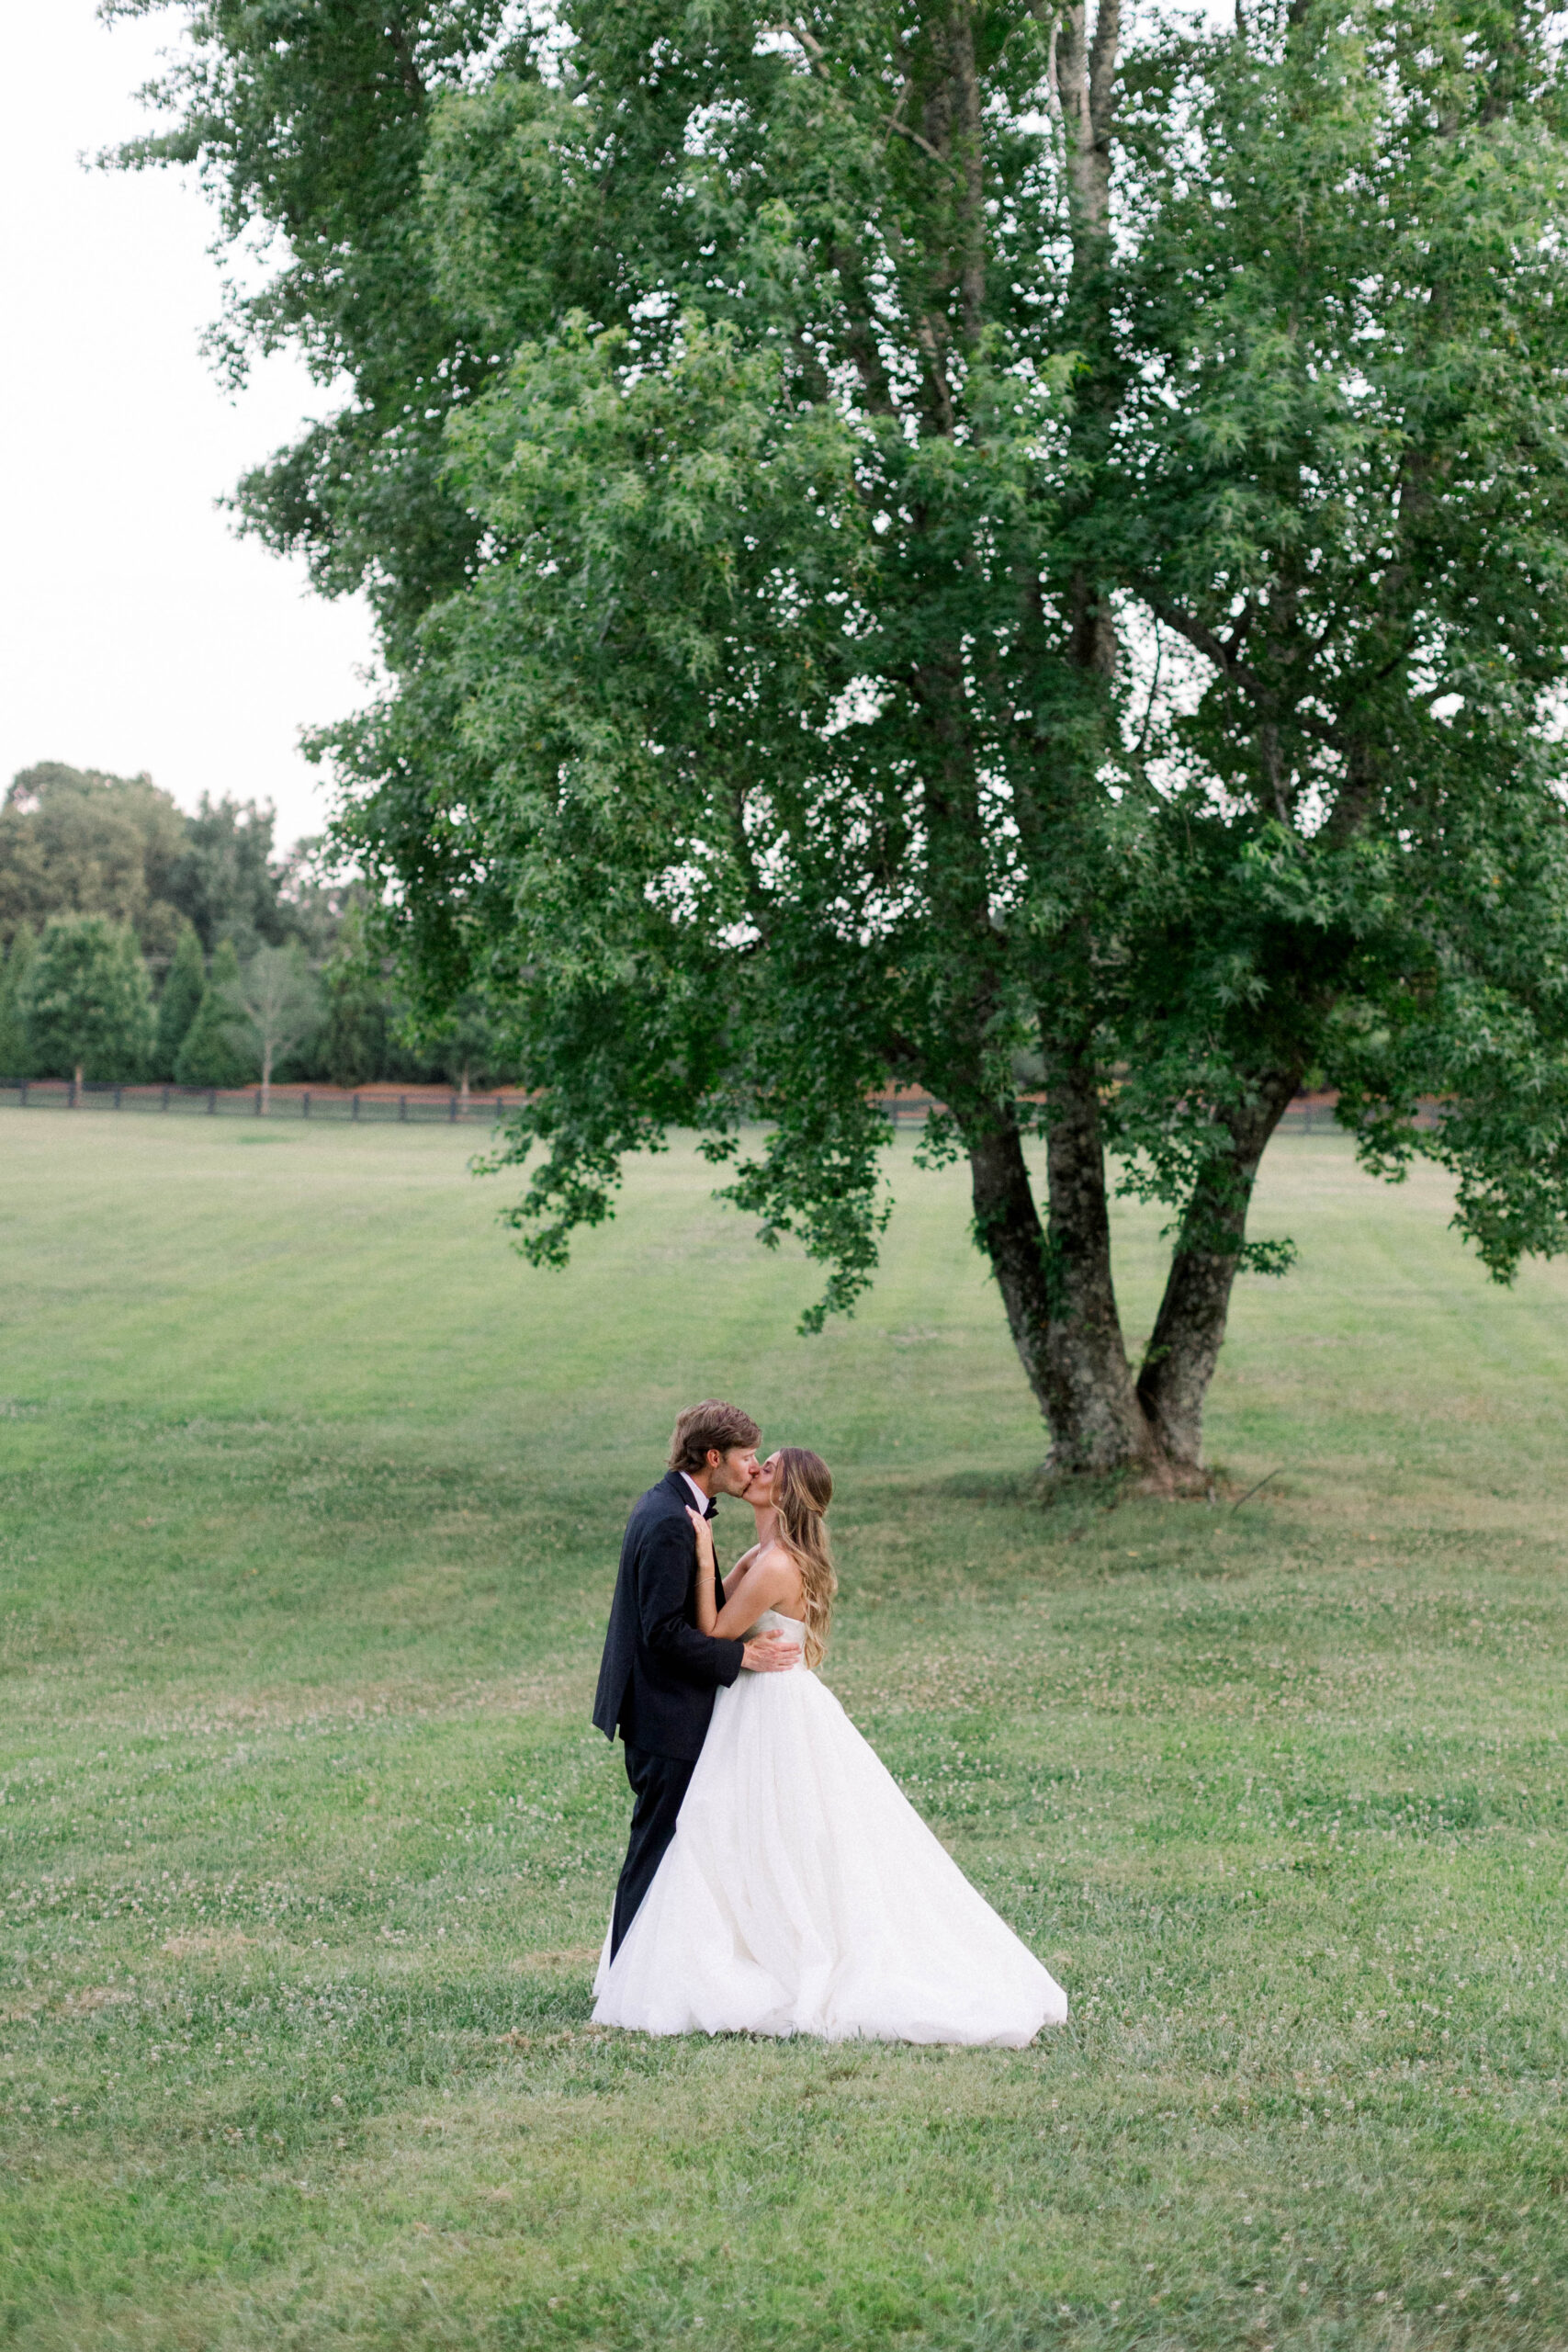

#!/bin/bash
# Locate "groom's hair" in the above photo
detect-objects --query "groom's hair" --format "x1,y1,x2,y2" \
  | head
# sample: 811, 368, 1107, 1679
668, 1399, 761, 1472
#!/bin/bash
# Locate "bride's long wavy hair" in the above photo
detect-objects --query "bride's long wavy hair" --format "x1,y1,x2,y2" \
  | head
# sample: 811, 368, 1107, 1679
772, 1448, 837, 1669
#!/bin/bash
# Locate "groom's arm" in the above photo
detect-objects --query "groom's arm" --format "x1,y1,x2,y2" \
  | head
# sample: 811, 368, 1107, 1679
637, 1518, 746, 1688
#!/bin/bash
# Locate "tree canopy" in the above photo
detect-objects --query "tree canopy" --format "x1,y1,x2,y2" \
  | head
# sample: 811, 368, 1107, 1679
0, 764, 186, 957
20, 916, 155, 1085
0, 763, 309, 966
110, 0, 1568, 1474
174, 938, 255, 1088
153, 920, 207, 1078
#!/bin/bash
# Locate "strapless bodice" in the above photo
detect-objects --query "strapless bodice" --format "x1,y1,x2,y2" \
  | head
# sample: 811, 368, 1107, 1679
745, 1608, 807, 1662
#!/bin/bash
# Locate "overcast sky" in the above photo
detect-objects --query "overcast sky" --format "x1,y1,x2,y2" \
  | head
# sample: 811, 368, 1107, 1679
1, 3, 378, 851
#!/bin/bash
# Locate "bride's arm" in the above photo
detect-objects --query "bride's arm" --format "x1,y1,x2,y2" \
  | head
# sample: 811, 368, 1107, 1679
688, 1519, 802, 1649
721, 1543, 761, 1602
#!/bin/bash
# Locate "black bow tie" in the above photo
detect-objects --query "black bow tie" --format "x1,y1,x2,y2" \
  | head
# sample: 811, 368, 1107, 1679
704, 1501, 718, 1521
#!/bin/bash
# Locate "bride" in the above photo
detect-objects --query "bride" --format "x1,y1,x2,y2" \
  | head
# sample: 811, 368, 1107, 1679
592, 1447, 1066, 2045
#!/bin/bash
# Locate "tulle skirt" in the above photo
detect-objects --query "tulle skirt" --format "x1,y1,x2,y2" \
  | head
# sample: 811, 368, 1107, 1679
593, 1660, 1067, 2046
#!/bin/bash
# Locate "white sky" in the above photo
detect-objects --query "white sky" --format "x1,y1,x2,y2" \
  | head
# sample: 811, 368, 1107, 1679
1, 3, 378, 852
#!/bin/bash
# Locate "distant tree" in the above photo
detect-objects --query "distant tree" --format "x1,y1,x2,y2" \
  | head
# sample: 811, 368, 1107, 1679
273, 838, 361, 964
174, 939, 255, 1088
317, 905, 393, 1087
421, 989, 507, 1099
0, 926, 38, 1077
0, 764, 186, 956
153, 920, 207, 1078
237, 944, 321, 1109
20, 916, 154, 1090
164, 795, 292, 958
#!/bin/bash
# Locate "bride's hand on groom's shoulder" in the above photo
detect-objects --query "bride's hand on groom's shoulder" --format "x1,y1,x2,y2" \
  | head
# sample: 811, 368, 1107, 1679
685, 1505, 716, 1565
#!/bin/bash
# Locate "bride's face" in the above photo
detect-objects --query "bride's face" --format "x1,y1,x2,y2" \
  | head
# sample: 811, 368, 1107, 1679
746, 1453, 779, 1507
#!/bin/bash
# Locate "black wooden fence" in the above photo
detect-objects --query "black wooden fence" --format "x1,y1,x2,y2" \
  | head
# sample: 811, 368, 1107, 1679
0, 1080, 523, 1124
0, 1080, 1432, 1135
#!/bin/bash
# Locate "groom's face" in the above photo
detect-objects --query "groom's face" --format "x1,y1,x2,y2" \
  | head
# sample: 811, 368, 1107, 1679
708, 1444, 760, 1498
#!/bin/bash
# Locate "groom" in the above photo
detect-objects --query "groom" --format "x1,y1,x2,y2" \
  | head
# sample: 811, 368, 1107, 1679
594, 1398, 799, 1957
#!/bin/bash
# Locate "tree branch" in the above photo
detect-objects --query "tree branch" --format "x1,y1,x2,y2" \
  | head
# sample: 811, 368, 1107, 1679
883, 111, 952, 164
949, 6, 987, 340
765, 19, 832, 80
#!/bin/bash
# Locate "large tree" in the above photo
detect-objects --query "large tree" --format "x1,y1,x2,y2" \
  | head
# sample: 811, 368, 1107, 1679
0, 928, 38, 1078
1, 764, 311, 968
20, 916, 155, 1089
112, 0, 1568, 1476
237, 943, 322, 1108
0, 763, 187, 956
153, 919, 207, 1078
174, 938, 256, 1088
164, 795, 299, 959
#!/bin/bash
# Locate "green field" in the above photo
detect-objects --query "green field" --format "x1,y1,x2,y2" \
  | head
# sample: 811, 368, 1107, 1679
1, 1111, 1564, 2351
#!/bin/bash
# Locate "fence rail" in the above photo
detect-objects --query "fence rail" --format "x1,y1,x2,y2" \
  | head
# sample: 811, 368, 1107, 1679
0, 1080, 1439, 1134
0, 1080, 526, 1124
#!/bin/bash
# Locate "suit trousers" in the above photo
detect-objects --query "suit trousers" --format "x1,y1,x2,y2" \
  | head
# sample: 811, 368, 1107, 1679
611, 1744, 699, 1960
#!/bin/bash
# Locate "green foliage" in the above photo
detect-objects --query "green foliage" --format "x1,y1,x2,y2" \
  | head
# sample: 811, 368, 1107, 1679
419, 989, 508, 1091
1108, 0, 1568, 1275
0, 762, 187, 956
114, 0, 1568, 1453
0, 774, 459, 1088
164, 792, 296, 958
174, 937, 256, 1087
2, 763, 315, 968
18, 914, 154, 1082
153, 918, 207, 1078
316, 904, 397, 1087
0, 924, 38, 1077
235, 941, 324, 1094
1, 1116, 1565, 2346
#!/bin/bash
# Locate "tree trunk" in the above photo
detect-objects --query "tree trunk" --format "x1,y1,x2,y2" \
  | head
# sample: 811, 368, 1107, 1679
73, 1062, 83, 1104
1040, 1048, 1158, 1471
261, 1039, 274, 1115
967, 1062, 1160, 1475
1135, 1066, 1302, 1465
968, 1118, 1055, 1419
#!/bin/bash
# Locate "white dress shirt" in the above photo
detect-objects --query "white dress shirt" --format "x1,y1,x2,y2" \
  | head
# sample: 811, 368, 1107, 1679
679, 1471, 713, 1516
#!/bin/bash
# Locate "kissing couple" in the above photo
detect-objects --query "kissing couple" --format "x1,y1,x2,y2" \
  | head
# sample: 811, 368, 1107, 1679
592, 1399, 1066, 2044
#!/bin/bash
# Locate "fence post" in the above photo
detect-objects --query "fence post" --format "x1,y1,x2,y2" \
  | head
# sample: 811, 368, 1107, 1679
303, 1091, 310, 1120
114, 1085, 122, 1110
254, 1089, 262, 1116
353, 1091, 360, 1123
208, 1088, 217, 1115
449, 1092, 457, 1124
69, 1074, 78, 1109
20, 1080, 28, 1108
400, 1093, 408, 1123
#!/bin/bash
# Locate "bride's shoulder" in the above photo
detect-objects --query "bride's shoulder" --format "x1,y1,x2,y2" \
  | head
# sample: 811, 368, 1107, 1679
746, 1539, 804, 1600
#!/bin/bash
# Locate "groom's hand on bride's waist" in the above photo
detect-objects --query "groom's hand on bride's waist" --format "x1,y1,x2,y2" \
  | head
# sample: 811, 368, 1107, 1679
739, 1631, 799, 1672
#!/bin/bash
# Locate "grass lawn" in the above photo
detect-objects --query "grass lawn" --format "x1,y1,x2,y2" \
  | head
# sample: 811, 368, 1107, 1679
0, 1109, 1564, 2352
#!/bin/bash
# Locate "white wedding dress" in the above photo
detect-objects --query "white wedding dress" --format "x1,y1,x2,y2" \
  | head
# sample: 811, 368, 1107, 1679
593, 1611, 1067, 2045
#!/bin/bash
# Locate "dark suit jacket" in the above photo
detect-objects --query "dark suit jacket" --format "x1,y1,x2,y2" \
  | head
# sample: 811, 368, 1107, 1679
592, 1472, 747, 1761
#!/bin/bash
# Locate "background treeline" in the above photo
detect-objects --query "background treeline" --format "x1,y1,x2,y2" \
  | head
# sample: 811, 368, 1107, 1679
0, 763, 508, 1091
